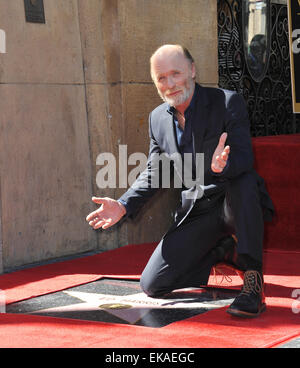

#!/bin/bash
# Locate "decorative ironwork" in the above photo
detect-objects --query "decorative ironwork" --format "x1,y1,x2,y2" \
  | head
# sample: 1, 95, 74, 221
218, 0, 300, 136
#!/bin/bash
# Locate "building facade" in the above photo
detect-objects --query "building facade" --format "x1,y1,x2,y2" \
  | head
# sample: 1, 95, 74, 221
0, 0, 297, 271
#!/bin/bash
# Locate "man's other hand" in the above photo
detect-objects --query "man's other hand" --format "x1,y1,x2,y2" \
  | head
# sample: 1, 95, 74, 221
211, 132, 230, 173
86, 197, 126, 230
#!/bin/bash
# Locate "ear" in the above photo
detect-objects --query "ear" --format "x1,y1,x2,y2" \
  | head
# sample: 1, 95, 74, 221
191, 62, 196, 79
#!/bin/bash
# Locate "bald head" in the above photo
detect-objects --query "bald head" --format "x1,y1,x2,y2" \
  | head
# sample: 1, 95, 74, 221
150, 45, 194, 65
150, 45, 196, 112
150, 45, 194, 80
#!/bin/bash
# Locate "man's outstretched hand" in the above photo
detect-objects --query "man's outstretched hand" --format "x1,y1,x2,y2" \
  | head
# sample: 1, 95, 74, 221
86, 197, 126, 230
211, 132, 230, 173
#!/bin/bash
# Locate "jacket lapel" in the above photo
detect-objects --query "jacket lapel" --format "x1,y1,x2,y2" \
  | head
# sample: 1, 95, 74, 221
165, 111, 180, 155
177, 86, 210, 227
191, 84, 210, 156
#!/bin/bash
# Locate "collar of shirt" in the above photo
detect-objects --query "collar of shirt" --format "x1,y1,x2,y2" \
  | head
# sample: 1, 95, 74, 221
167, 85, 197, 150
166, 83, 198, 119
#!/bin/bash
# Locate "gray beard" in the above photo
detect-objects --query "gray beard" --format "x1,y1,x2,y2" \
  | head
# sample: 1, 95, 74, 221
159, 81, 194, 108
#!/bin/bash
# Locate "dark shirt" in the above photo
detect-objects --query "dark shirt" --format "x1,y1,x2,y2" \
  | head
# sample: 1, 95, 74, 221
167, 87, 198, 180
167, 88, 196, 159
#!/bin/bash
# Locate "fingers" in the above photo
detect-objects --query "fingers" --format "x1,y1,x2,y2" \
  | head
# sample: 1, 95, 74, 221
218, 145, 230, 162
102, 219, 113, 230
86, 209, 99, 222
88, 215, 111, 230
86, 205, 103, 221
216, 147, 229, 166
86, 197, 106, 222
92, 196, 107, 204
218, 132, 228, 149
92, 218, 113, 230
212, 145, 230, 173
93, 219, 107, 230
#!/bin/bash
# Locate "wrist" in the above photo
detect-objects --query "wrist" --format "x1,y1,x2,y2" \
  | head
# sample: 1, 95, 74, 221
118, 201, 127, 216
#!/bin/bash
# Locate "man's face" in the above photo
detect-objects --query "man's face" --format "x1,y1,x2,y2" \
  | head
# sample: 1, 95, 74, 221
151, 50, 195, 109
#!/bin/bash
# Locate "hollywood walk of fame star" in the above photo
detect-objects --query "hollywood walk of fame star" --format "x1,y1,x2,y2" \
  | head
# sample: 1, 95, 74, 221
28, 288, 234, 325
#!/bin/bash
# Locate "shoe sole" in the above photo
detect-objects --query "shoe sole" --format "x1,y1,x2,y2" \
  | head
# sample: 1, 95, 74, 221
226, 303, 266, 318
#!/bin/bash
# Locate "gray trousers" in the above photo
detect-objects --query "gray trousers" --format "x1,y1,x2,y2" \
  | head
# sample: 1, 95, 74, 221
140, 171, 264, 297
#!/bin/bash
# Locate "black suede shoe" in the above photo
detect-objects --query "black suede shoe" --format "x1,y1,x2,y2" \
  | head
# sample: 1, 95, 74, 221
227, 270, 266, 318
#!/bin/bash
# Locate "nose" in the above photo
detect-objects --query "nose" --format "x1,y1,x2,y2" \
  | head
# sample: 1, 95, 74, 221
166, 75, 176, 89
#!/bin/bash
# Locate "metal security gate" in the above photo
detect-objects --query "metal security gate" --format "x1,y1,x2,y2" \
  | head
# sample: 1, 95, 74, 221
218, 0, 300, 136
